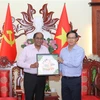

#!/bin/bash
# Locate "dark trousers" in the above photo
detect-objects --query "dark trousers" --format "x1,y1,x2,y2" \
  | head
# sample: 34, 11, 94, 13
24, 72, 46, 100
61, 76, 81, 100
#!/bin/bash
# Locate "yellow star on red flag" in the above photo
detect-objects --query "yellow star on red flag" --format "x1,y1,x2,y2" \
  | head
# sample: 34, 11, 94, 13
56, 28, 67, 47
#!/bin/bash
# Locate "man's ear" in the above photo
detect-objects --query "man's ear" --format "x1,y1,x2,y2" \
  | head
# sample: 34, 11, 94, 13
76, 37, 79, 42
33, 38, 34, 42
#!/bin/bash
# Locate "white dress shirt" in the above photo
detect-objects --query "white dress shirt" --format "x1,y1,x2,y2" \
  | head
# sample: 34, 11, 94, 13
17, 44, 49, 74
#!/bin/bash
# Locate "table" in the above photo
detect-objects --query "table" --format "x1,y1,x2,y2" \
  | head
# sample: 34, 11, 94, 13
44, 95, 59, 100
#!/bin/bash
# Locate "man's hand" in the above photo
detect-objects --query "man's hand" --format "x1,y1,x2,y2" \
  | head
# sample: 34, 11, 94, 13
60, 72, 62, 76
30, 62, 38, 68
57, 57, 63, 63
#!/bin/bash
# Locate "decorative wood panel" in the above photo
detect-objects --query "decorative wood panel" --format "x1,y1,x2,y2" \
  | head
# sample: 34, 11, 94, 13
96, 10, 100, 55
89, 0, 100, 56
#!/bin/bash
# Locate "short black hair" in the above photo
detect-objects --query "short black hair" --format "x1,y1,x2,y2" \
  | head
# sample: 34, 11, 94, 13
33, 32, 44, 39
67, 30, 79, 38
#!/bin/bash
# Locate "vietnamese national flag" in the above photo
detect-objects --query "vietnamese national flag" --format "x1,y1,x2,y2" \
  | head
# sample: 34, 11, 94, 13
53, 4, 71, 54
0, 4, 17, 63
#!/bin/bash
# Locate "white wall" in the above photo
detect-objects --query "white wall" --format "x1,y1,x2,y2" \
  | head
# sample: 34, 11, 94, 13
0, 0, 92, 99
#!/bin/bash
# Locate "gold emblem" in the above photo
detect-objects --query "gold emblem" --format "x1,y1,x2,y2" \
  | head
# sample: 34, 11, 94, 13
2, 30, 15, 46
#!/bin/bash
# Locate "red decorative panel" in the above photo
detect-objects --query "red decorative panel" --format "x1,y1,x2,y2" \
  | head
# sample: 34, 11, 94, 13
81, 68, 90, 96
0, 70, 9, 97
0, 97, 17, 100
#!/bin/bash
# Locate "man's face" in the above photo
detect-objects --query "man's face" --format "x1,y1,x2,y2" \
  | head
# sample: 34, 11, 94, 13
67, 33, 78, 46
34, 33, 44, 47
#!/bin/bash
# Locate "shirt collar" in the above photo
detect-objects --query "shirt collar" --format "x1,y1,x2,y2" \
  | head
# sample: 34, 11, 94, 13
33, 44, 43, 49
66, 44, 78, 50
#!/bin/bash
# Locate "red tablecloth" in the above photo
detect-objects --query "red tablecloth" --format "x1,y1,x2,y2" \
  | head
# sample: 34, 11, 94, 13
0, 97, 17, 100
82, 96, 100, 100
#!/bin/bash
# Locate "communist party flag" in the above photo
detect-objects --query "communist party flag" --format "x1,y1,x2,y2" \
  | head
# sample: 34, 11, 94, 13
53, 4, 71, 54
0, 4, 17, 63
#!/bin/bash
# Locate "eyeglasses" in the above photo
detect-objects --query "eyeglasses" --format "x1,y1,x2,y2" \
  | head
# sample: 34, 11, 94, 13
67, 37, 76, 39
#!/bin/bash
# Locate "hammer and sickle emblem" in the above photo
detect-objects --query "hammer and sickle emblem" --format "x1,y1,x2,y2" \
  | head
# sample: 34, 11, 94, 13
2, 30, 15, 46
